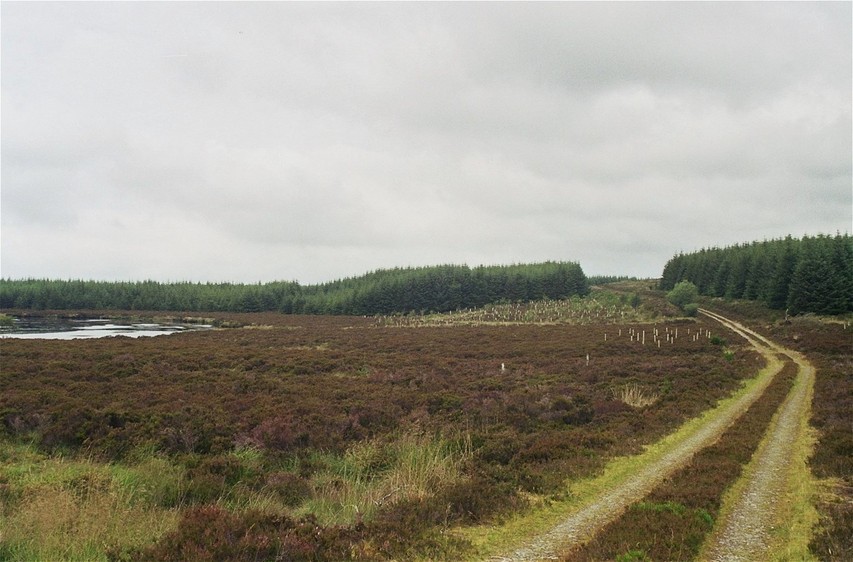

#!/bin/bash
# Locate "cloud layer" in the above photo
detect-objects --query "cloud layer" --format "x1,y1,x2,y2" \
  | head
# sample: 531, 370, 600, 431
2, 2, 850, 283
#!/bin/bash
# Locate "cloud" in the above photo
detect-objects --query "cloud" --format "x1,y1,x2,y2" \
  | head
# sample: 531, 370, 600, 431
1, 2, 850, 284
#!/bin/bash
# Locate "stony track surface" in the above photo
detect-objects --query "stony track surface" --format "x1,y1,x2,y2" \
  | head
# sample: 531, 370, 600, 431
488, 310, 802, 562
698, 310, 815, 562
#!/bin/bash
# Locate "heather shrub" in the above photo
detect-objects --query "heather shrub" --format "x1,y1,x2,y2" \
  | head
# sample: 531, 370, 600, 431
248, 415, 308, 452
476, 431, 523, 465
183, 454, 249, 504
265, 471, 312, 506
138, 505, 363, 562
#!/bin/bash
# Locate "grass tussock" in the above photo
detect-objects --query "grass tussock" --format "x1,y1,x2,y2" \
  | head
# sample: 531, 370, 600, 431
613, 384, 659, 408
0, 442, 181, 561
297, 431, 472, 525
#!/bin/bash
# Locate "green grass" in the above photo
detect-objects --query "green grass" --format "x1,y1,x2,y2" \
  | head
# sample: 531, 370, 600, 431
769, 366, 820, 561
0, 430, 474, 560
0, 441, 181, 561
296, 431, 473, 526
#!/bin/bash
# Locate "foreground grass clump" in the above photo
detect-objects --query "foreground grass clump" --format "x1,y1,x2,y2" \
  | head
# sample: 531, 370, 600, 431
135, 432, 483, 561
297, 431, 472, 525
0, 442, 181, 562
0, 432, 479, 561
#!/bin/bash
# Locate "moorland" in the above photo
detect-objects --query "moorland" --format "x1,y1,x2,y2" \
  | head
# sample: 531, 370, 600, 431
1, 235, 851, 561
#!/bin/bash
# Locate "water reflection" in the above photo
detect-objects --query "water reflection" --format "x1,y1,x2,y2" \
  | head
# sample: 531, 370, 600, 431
0, 317, 212, 340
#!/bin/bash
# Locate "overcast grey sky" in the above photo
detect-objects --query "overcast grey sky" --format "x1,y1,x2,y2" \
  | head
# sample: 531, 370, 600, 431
2, 2, 850, 284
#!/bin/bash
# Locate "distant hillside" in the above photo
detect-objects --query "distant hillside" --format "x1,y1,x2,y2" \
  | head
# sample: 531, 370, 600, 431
0, 262, 588, 315
660, 233, 852, 315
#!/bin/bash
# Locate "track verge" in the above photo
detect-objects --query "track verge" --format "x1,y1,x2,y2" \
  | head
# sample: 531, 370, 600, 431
476, 311, 789, 561
697, 310, 818, 561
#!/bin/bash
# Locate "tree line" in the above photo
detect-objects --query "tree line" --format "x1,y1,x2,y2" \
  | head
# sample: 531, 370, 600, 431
0, 262, 588, 315
659, 233, 852, 315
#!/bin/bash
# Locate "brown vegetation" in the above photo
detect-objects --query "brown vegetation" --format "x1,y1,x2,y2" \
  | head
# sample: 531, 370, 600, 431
0, 304, 814, 560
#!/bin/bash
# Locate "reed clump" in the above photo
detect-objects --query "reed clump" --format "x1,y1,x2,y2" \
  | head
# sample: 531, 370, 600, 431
613, 384, 660, 408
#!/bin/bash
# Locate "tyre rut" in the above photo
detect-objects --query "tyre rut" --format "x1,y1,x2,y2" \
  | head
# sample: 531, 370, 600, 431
487, 311, 795, 562
698, 311, 815, 562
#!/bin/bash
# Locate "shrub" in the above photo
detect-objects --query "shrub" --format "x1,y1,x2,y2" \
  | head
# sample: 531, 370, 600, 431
367, 472, 518, 558
265, 471, 312, 506
183, 455, 246, 504
249, 416, 309, 452
139, 505, 362, 562
667, 281, 699, 311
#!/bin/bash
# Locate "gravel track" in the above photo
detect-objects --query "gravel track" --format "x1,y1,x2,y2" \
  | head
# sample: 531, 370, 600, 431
487, 311, 794, 562
698, 312, 815, 562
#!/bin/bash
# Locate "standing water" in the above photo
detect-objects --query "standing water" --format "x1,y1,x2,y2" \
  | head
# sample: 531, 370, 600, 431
0, 316, 213, 340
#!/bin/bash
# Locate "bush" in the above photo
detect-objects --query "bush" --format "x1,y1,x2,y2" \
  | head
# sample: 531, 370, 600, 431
138, 505, 361, 562
266, 471, 312, 506
667, 281, 699, 311
183, 455, 247, 504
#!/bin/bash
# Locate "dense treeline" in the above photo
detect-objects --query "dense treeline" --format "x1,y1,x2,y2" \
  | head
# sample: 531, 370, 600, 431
660, 234, 852, 315
0, 262, 588, 315
587, 275, 639, 285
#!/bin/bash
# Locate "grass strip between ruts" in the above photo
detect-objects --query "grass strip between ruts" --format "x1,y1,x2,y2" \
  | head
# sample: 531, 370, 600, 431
457, 352, 785, 560
564, 362, 797, 561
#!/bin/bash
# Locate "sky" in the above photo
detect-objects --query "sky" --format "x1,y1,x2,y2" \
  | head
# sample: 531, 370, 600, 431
2, 2, 851, 284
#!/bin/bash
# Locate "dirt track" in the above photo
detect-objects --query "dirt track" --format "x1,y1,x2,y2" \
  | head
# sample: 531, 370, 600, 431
489, 310, 811, 562
698, 310, 815, 561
